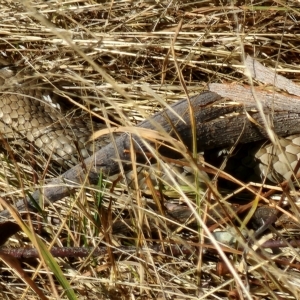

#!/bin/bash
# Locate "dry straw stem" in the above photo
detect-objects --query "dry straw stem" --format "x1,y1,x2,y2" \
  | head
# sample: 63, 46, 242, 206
0, 0, 300, 300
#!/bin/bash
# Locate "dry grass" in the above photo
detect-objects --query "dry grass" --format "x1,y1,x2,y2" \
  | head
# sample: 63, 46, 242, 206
0, 0, 300, 299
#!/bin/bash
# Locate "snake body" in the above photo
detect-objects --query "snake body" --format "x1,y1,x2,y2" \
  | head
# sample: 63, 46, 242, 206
0, 72, 109, 168
255, 135, 300, 182
0, 69, 299, 183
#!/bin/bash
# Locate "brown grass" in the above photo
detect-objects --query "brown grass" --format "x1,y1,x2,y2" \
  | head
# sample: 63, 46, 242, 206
0, 0, 300, 299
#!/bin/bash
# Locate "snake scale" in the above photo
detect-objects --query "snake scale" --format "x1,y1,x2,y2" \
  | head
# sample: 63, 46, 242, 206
0, 68, 111, 170
0, 67, 300, 185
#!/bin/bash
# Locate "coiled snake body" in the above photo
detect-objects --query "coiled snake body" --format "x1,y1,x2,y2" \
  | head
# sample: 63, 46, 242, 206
0, 70, 109, 169
0, 68, 300, 183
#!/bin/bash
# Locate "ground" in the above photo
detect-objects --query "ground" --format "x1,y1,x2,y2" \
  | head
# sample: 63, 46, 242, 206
0, 1, 299, 299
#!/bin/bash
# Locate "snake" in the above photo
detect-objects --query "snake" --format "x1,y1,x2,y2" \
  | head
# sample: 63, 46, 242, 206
0, 67, 300, 185
0, 68, 111, 169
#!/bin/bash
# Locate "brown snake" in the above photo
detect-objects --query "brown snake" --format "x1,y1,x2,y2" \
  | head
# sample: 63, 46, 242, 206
0, 67, 300, 184
0, 75, 299, 235
0, 68, 109, 169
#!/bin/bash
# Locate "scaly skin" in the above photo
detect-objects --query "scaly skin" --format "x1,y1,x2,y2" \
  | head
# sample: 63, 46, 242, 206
0, 71, 109, 168
0, 67, 299, 184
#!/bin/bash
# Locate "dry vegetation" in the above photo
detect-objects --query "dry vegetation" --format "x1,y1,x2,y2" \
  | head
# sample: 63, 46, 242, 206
0, 0, 300, 299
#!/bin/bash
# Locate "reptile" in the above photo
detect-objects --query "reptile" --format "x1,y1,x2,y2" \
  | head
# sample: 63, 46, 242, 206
0, 67, 111, 169
0, 67, 299, 184
1, 65, 300, 226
